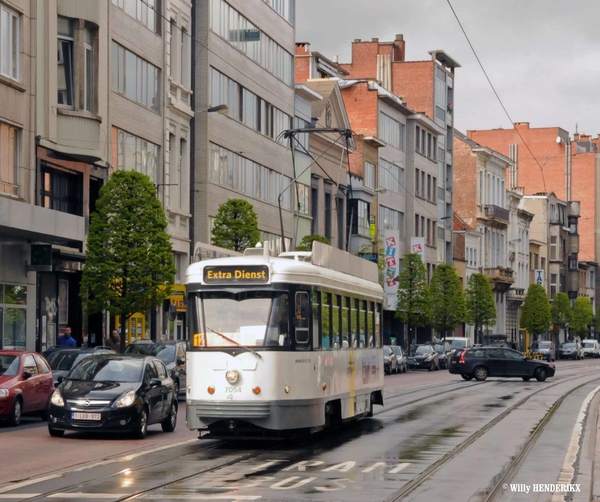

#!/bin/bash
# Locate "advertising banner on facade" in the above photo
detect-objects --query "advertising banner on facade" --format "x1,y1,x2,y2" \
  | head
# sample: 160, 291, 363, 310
384, 230, 400, 310
410, 237, 425, 261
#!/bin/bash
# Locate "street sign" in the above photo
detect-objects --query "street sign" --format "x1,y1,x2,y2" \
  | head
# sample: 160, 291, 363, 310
535, 269, 545, 286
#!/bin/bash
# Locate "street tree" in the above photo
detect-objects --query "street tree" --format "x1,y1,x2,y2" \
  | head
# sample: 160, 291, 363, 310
430, 264, 467, 339
521, 284, 552, 340
211, 199, 260, 252
550, 292, 573, 339
80, 170, 176, 352
296, 234, 330, 251
571, 296, 594, 339
357, 239, 386, 286
395, 253, 431, 347
465, 273, 496, 345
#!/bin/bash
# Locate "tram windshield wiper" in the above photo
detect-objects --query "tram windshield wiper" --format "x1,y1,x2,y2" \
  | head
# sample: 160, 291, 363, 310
206, 327, 263, 360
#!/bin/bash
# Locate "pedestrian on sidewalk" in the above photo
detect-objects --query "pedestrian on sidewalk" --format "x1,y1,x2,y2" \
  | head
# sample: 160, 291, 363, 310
106, 329, 121, 352
56, 326, 76, 347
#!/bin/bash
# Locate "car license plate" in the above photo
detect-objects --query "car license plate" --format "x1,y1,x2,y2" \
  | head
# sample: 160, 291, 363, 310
72, 412, 101, 420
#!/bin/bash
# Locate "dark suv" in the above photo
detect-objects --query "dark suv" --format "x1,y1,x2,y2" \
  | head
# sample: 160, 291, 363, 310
124, 341, 187, 397
448, 346, 555, 382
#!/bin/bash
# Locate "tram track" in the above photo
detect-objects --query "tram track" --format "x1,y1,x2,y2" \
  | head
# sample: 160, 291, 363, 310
384, 369, 600, 502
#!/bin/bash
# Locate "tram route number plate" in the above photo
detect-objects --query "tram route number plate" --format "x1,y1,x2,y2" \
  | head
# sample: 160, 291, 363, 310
72, 412, 101, 420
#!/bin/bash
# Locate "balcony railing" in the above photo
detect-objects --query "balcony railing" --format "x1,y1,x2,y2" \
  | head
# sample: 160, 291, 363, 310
507, 287, 525, 303
484, 267, 514, 288
484, 205, 510, 225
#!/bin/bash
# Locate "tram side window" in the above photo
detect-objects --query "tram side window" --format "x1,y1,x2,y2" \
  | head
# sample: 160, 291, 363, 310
321, 292, 330, 348
375, 303, 381, 347
312, 291, 320, 349
332, 294, 341, 349
360, 300, 367, 348
295, 291, 310, 345
350, 298, 359, 348
342, 296, 350, 349
367, 302, 375, 347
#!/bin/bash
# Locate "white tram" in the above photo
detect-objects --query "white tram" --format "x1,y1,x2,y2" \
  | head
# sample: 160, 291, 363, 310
185, 242, 384, 438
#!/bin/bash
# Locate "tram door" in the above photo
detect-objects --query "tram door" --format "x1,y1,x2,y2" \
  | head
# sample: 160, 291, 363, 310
294, 291, 310, 348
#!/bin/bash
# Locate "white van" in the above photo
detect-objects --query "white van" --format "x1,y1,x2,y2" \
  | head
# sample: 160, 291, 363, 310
581, 339, 600, 358
444, 337, 473, 352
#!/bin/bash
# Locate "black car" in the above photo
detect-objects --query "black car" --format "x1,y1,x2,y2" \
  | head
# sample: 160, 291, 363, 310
44, 348, 115, 386
124, 341, 187, 397
434, 342, 453, 369
407, 344, 439, 371
448, 346, 556, 382
47, 354, 177, 439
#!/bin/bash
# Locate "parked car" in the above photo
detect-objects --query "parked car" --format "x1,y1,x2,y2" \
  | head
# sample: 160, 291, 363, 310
48, 354, 177, 439
448, 346, 555, 382
390, 345, 407, 373
124, 341, 187, 397
434, 341, 454, 369
531, 341, 555, 362
383, 345, 399, 375
558, 342, 583, 360
581, 339, 600, 358
407, 344, 440, 371
44, 347, 115, 386
0, 350, 54, 426
444, 337, 473, 354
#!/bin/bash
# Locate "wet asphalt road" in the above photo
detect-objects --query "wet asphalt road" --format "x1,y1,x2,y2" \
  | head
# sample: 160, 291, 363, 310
1, 359, 600, 502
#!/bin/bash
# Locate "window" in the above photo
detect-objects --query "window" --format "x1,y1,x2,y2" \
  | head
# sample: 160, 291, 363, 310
379, 112, 405, 150
415, 168, 420, 196
40, 164, 83, 216
321, 293, 330, 348
348, 200, 369, 237
111, 41, 160, 111
325, 191, 332, 241
210, 0, 294, 86
311, 186, 318, 234
297, 183, 309, 214
379, 159, 403, 193
551, 273, 557, 297
113, 127, 160, 183
0, 5, 19, 80
57, 18, 74, 107
0, 123, 18, 195
263, 0, 295, 24
0, 284, 27, 349
364, 161, 375, 189
294, 116, 310, 151
181, 28, 191, 88
331, 295, 340, 349
112, 0, 161, 34
415, 213, 419, 236
550, 236, 558, 260
179, 138, 187, 209
379, 206, 403, 234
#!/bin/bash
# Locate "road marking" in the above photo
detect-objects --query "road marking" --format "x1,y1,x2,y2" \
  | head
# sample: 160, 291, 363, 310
551, 383, 600, 502
388, 462, 410, 474
0, 475, 61, 494
48, 495, 128, 499
0, 495, 42, 499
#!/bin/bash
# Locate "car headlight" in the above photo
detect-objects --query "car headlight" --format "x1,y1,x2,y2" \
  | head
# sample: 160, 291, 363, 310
0, 389, 8, 398
50, 389, 64, 407
112, 390, 136, 409
226, 370, 240, 384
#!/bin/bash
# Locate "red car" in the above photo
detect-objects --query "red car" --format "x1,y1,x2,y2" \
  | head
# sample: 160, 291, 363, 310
0, 350, 54, 426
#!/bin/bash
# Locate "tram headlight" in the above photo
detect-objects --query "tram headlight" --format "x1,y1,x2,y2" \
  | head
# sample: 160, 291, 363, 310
226, 370, 240, 384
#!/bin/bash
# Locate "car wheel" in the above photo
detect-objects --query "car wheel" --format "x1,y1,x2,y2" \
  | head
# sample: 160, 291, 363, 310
403, 364, 407, 373
8, 397, 22, 427
48, 425, 64, 437
161, 400, 178, 433
535, 367, 547, 382
428, 363, 435, 372
133, 408, 148, 439
473, 366, 488, 381
522, 376, 531, 381
461, 374, 474, 381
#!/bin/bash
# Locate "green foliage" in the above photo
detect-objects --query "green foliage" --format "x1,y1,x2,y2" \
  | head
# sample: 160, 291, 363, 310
550, 292, 573, 332
465, 273, 496, 344
571, 297, 593, 338
521, 284, 551, 337
395, 253, 431, 345
80, 170, 176, 352
430, 264, 467, 335
296, 234, 330, 252
356, 239, 386, 286
211, 199, 261, 252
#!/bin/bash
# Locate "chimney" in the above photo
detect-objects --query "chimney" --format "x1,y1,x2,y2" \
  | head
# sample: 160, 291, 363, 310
353, 39, 361, 43
333, 55, 339, 63
372, 38, 379, 42
394, 34, 405, 62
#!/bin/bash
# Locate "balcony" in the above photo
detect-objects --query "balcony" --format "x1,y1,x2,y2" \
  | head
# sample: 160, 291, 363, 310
484, 267, 514, 292
507, 287, 525, 305
484, 205, 510, 227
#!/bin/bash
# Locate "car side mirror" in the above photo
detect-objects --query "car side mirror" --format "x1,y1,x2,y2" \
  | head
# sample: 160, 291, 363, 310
22, 371, 32, 380
56, 375, 65, 385
149, 378, 162, 388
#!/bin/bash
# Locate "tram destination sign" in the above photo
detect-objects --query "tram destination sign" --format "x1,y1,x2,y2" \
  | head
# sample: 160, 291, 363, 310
203, 265, 269, 284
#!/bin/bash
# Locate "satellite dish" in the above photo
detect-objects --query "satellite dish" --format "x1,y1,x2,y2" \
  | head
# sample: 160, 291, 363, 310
555, 136, 564, 144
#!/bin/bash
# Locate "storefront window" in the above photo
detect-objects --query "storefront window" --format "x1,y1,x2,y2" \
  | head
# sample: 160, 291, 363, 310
0, 284, 27, 349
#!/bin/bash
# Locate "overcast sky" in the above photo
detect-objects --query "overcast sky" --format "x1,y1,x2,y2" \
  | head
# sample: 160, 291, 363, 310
296, 0, 600, 138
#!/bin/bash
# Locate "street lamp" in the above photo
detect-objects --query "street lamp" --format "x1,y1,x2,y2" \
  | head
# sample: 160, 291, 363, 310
206, 104, 228, 114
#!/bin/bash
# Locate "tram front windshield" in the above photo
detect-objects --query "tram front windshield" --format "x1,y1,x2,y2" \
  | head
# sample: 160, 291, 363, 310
194, 292, 289, 347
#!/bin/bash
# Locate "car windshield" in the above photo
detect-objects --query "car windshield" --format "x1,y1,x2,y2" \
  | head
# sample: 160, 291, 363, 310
538, 342, 551, 349
583, 342, 595, 348
563, 343, 576, 349
415, 346, 431, 355
46, 351, 90, 371
68, 358, 143, 383
450, 340, 467, 349
384, 346, 392, 356
125, 344, 176, 363
0, 355, 19, 377
391, 346, 402, 356
193, 292, 289, 347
